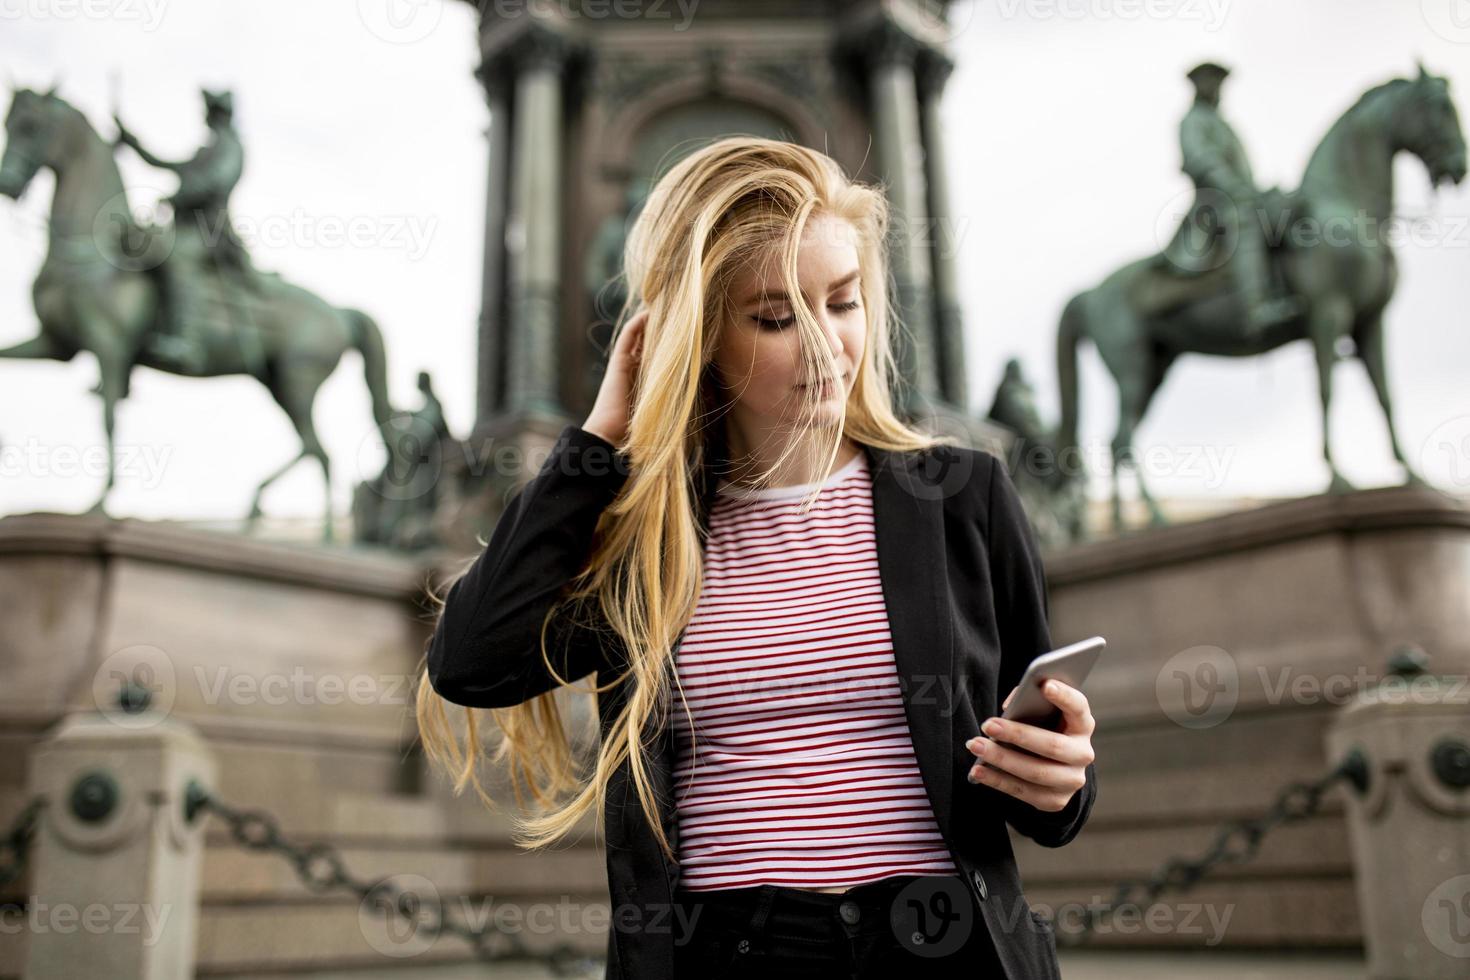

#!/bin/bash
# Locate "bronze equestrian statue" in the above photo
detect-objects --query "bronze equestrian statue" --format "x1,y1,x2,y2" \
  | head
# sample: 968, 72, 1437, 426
1056, 63, 1466, 538
0, 84, 396, 543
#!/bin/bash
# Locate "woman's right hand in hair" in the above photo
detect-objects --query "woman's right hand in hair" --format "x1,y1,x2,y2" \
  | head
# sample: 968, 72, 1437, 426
582, 309, 647, 451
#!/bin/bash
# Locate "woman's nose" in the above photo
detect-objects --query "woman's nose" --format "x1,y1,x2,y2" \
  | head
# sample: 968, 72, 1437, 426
818, 314, 844, 358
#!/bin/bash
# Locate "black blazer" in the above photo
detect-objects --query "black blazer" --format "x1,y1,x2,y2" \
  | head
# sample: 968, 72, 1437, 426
427, 423, 1098, 980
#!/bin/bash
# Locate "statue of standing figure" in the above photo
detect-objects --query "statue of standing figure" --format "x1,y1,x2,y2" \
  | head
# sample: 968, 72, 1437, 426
353, 370, 459, 551
986, 358, 1088, 549
585, 183, 650, 318
113, 88, 259, 374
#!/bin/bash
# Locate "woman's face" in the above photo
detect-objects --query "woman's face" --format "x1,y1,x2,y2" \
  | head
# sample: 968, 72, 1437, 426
711, 212, 865, 433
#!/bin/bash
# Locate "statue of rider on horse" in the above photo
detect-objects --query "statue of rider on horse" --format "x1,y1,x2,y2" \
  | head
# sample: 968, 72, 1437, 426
1160, 61, 1306, 339
113, 87, 263, 375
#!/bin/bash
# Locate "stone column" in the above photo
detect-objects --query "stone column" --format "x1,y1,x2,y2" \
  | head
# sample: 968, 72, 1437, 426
504, 24, 572, 421
917, 48, 968, 411
860, 16, 939, 416
23, 710, 216, 979
1325, 665, 1470, 978
474, 62, 512, 427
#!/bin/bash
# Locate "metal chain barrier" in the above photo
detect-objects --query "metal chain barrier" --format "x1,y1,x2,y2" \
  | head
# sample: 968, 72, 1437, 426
195, 789, 601, 977
1054, 750, 1366, 947
3, 718, 1371, 967
0, 797, 43, 891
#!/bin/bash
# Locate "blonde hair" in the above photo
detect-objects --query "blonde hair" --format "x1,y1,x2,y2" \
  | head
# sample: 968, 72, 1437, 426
414, 136, 950, 862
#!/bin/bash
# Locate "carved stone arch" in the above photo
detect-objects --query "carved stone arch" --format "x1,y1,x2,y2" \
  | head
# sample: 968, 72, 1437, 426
569, 60, 857, 421
596, 73, 829, 186
628, 99, 796, 187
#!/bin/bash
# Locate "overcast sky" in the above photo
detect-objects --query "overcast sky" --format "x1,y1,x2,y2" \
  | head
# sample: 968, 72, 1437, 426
2, 0, 1467, 530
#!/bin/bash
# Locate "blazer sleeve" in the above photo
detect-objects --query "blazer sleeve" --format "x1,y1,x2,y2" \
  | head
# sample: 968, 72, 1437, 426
425, 424, 632, 709
984, 453, 1098, 848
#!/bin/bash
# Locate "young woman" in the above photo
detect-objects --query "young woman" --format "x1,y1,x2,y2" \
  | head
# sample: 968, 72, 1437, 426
416, 137, 1098, 979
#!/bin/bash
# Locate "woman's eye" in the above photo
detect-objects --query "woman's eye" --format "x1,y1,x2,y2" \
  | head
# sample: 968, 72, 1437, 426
753, 300, 861, 330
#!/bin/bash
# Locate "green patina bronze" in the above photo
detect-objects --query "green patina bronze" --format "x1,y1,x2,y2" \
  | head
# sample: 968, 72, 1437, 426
112, 88, 258, 376
1055, 63, 1466, 539
986, 357, 1087, 551
0, 84, 397, 543
1161, 61, 1306, 336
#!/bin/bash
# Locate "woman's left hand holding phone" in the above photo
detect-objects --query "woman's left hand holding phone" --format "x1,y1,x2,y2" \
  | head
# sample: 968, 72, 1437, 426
963, 680, 1096, 814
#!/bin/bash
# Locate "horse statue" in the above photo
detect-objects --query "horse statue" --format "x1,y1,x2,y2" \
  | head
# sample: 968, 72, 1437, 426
0, 84, 396, 543
1055, 63, 1466, 538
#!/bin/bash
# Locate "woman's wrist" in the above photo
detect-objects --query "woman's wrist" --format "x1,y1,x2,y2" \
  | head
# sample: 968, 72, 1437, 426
580, 417, 623, 449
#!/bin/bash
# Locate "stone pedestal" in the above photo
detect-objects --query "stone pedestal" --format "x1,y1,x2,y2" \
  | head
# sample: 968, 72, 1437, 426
22, 710, 215, 979
1326, 674, 1470, 978
5, 479, 1466, 971
1022, 482, 1470, 950
0, 513, 604, 976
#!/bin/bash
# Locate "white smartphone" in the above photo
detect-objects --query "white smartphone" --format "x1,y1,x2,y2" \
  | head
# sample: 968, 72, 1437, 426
994, 635, 1106, 734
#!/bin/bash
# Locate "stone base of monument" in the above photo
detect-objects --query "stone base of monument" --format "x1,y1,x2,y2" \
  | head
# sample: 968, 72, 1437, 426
1021, 481, 1470, 954
2, 480, 1465, 973
0, 512, 607, 976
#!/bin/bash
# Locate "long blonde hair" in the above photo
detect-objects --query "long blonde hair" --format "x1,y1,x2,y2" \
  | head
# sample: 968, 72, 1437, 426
415, 136, 951, 862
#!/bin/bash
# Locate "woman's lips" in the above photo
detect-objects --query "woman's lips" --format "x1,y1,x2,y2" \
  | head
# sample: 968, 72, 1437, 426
799, 373, 848, 394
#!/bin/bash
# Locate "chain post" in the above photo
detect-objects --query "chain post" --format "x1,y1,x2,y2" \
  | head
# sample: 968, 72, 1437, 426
195, 791, 601, 976
1056, 756, 1356, 947
0, 798, 44, 890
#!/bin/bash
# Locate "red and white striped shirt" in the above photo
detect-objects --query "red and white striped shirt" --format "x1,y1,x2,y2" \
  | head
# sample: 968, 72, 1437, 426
670, 449, 958, 891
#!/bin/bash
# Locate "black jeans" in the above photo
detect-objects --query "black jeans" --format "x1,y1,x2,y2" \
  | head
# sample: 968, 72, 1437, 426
671, 873, 1007, 979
